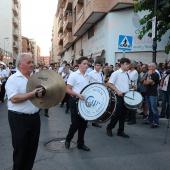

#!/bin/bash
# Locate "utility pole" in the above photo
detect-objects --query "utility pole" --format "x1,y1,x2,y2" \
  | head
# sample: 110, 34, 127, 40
152, 0, 158, 63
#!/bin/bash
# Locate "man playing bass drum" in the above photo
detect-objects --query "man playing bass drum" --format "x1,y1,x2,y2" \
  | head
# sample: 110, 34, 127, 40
65, 56, 91, 151
106, 58, 131, 138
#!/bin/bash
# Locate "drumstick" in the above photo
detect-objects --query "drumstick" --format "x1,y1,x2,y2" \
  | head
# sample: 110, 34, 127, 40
124, 96, 135, 100
83, 98, 92, 106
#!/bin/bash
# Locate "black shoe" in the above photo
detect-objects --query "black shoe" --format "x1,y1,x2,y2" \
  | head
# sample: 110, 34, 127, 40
167, 115, 169, 119
127, 121, 136, 125
65, 140, 70, 149
142, 121, 150, 125
65, 109, 69, 114
117, 131, 129, 138
150, 124, 159, 128
92, 122, 102, 128
125, 119, 132, 122
138, 112, 144, 116
77, 145, 90, 151
60, 104, 63, 108
44, 113, 49, 117
106, 129, 113, 137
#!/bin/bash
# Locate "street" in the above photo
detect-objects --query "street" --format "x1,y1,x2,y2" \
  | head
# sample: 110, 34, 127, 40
0, 100, 170, 170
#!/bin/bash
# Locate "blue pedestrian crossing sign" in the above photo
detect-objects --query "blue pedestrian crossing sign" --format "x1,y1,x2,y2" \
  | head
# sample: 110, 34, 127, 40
118, 35, 133, 51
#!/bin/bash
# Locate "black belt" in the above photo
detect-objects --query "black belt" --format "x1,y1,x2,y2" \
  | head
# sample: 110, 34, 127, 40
9, 110, 39, 116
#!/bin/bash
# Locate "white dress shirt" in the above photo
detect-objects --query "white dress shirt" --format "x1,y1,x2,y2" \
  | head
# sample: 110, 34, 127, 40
5, 70, 39, 114
88, 69, 104, 83
67, 69, 90, 94
109, 68, 130, 93
128, 69, 138, 86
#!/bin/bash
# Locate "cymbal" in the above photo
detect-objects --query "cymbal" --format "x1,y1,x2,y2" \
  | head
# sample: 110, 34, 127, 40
26, 70, 66, 109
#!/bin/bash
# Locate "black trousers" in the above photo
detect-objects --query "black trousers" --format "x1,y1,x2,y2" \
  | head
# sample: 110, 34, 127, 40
0, 81, 6, 101
66, 97, 88, 145
8, 110, 40, 170
107, 95, 127, 132
61, 93, 70, 109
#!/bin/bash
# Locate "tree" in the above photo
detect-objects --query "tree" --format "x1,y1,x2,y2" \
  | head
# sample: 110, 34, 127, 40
134, 0, 170, 54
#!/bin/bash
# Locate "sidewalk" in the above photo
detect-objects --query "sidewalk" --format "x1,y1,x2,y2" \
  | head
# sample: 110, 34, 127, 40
0, 101, 170, 170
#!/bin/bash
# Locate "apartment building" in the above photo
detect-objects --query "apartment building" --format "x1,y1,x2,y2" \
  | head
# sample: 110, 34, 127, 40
52, 0, 170, 66
39, 56, 50, 66
22, 36, 41, 65
0, 0, 22, 65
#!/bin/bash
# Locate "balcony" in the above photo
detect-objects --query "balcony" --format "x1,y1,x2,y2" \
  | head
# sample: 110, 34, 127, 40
63, 32, 73, 48
58, 33, 63, 45
57, 45, 64, 56
13, 0, 18, 4
108, 0, 134, 11
58, 20, 63, 32
73, 0, 108, 36
63, 14, 73, 31
73, 0, 84, 9
59, 0, 66, 8
64, 0, 73, 11
12, 18, 18, 27
12, 5, 18, 16
13, 42, 19, 49
12, 29, 19, 38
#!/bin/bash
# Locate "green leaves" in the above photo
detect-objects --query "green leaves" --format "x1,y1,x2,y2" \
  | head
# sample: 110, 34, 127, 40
134, 0, 170, 54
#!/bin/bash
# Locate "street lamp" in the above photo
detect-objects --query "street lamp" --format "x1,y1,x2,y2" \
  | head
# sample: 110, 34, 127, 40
4, 37, 9, 63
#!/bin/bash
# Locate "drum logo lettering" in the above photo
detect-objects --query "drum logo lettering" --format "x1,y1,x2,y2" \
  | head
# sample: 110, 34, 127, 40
85, 96, 100, 107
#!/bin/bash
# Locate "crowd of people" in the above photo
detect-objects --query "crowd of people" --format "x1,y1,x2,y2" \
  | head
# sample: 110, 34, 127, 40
1, 52, 170, 170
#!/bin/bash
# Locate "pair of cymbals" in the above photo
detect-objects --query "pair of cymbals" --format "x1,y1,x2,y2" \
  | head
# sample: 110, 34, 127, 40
26, 70, 66, 109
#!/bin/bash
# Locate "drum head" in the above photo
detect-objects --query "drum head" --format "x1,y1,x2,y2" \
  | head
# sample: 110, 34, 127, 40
78, 83, 110, 121
124, 91, 143, 109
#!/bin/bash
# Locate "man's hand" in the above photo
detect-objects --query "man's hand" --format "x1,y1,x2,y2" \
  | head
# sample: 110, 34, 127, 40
34, 88, 44, 98
117, 90, 123, 96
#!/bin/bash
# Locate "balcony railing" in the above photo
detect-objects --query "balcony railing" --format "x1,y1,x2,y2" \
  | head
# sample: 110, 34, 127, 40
63, 32, 73, 48
12, 5, 18, 16
13, 0, 18, 4
12, 29, 19, 38
13, 42, 19, 49
76, 7, 84, 23
12, 18, 18, 27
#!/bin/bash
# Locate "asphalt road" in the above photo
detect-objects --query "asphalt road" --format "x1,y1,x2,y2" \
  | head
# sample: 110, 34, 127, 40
0, 100, 170, 170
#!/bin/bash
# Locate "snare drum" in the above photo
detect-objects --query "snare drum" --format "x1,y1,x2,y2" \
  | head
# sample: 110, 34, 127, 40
124, 90, 143, 109
78, 83, 117, 123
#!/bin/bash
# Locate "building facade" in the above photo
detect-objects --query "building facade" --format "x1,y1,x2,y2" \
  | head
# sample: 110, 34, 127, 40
52, 0, 170, 66
0, 0, 22, 64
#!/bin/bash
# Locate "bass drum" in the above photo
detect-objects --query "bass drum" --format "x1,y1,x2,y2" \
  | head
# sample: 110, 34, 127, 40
77, 83, 117, 123
124, 90, 143, 109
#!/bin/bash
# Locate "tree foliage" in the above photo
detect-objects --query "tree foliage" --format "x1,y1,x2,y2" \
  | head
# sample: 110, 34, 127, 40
134, 0, 170, 54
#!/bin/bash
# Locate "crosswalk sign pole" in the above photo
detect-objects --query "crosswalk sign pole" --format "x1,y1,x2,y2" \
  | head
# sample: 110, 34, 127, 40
122, 50, 125, 58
